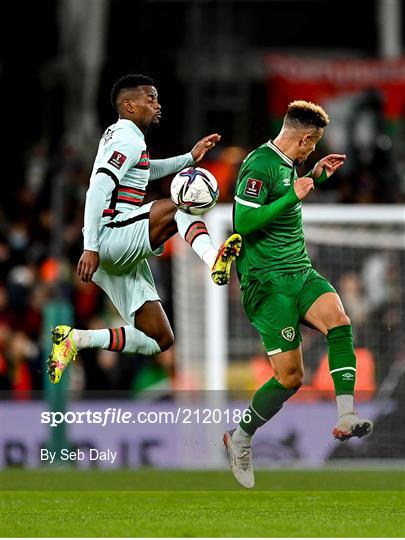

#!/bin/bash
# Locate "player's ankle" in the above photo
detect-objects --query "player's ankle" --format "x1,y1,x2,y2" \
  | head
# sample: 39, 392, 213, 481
202, 247, 217, 269
72, 329, 90, 350
232, 425, 252, 448
336, 394, 355, 419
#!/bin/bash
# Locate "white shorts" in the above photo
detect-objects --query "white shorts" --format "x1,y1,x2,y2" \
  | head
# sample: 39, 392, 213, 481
92, 202, 164, 325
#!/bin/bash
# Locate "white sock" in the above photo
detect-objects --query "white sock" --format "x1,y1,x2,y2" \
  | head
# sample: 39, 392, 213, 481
202, 247, 217, 269
73, 326, 161, 356
175, 211, 217, 268
73, 329, 108, 349
336, 395, 355, 419
232, 425, 252, 448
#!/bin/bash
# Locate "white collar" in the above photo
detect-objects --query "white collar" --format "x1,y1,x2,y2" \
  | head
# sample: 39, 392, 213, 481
117, 118, 145, 140
266, 140, 294, 167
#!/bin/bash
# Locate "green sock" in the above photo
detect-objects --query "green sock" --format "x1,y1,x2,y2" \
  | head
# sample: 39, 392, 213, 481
327, 325, 356, 396
239, 377, 299, 435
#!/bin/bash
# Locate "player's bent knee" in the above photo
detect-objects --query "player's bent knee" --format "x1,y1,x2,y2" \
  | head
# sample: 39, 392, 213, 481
330, 313, 351, 329
283, 376, 303, 390
157, 331, 175, 352
278, 370, 304, 390
150, 198, 178, 221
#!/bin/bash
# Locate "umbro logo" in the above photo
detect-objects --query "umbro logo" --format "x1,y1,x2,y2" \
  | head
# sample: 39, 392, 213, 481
282, 178, 291, 186
342, 372, 354, 381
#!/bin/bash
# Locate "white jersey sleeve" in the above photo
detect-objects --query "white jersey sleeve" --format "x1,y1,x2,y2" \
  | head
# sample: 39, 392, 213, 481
93, 126, 144, 184
83, 172, 114, 251
149, 153, 194, 181
83, 126, 144, 251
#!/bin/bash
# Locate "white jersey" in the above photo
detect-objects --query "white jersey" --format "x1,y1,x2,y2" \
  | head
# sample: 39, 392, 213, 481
90, 118, 151, 214
83, 118, 194, 251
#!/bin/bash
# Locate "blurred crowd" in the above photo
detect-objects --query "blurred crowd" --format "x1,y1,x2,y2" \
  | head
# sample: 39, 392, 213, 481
1, 122, 404, 399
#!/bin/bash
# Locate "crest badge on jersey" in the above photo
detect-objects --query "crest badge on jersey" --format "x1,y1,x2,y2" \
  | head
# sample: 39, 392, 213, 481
108, 151, 127, 170
244, 178, 262, 198
281, 327, 295, 342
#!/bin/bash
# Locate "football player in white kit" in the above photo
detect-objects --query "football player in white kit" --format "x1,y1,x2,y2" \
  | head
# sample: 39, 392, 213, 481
48, 74, 241, 384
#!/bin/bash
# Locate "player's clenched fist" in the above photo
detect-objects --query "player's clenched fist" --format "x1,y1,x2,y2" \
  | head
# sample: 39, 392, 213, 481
293, 177, 314, 200
77, 250, 100, 283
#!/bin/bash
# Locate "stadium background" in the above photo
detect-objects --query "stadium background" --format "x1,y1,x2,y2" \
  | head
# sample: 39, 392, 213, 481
1, 0, 404, 474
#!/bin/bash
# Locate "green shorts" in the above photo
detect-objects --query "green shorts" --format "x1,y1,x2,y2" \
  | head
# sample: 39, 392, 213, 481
241, 268, 336, 355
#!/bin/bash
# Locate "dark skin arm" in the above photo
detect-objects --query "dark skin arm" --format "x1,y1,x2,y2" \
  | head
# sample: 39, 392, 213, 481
77, 251, 99, 283
77, 133, 221, 283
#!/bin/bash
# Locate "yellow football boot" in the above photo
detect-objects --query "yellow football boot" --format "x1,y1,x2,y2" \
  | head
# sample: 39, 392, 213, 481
47, 325, 77, 384
211, 233, 242, 286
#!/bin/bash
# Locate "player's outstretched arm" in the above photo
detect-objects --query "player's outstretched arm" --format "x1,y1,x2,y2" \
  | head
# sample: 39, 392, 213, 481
235, 177, 313, 236
149, 154, 195, 181
308, 154, 346, 184
149, 133, 221, 181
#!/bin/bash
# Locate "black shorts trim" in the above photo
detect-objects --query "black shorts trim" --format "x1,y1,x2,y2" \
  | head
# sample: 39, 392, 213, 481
105, 212, 150, 228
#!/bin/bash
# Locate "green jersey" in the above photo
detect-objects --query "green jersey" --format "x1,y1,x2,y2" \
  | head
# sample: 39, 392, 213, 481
234, 140, 311, 286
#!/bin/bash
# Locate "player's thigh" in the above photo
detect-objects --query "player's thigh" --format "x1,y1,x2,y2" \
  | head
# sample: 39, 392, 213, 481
298, 269, 348, 334
135, 300, 174, 349
99, 204, 163, 271
92, 261, 160, 326
149, 198, 179, 250
304, 292, 350, 335
243, 281, 301, 356
268, 346, 304, 387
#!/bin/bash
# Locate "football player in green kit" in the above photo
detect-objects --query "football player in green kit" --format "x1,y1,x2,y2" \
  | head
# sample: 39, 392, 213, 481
224, 100, 373, 488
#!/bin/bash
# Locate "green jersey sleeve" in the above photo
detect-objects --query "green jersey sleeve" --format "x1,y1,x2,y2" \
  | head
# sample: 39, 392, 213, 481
234, 187, 299, 236
234, 168, 270, 208
305, 166, 328, 185
234, 165, 299, 236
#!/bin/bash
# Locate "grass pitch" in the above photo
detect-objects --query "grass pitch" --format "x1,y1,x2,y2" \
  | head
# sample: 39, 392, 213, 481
1, 469, 404, 537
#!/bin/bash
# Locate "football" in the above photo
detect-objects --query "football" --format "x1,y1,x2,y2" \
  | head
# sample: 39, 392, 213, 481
170, 167, 219, 215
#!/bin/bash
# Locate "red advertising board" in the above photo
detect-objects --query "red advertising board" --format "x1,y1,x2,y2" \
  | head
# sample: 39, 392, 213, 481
267, 55, 405, 120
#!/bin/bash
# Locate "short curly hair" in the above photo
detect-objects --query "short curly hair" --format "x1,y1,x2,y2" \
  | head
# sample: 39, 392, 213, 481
111, 74, 155, 111
285, 100, 329, 129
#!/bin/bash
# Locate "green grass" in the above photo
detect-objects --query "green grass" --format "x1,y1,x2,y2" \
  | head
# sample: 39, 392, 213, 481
1, 470, 404, 537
